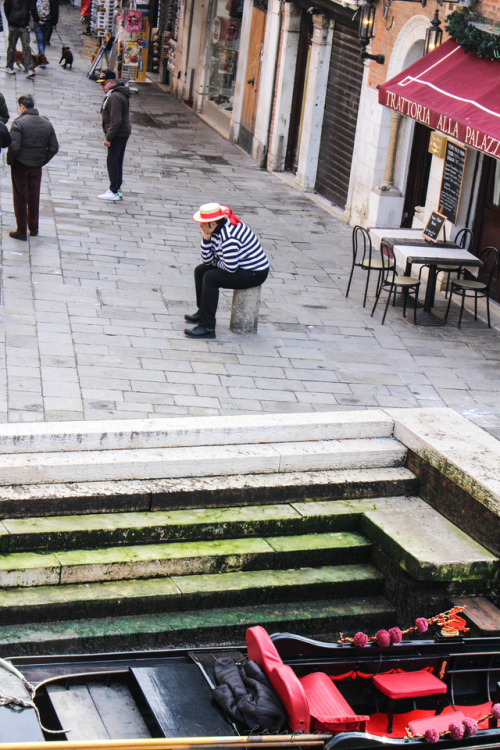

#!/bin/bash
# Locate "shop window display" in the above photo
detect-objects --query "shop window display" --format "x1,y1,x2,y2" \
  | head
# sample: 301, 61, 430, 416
208, 0, 243, 113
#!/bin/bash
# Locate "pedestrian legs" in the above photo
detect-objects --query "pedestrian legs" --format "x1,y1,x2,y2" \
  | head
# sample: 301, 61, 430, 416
6, 26, 22, 69
194, 264, 268, 329
21, 27, 34, 71
33, 22, 50, 54
11, 163, 42, 236
106, 135, 128, 194
7, 26, 33, 70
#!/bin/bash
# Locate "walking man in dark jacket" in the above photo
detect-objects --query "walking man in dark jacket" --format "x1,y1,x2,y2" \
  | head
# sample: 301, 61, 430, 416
7, 94, 59, 240
97, 70, 131, 201
4, 0, 35, 78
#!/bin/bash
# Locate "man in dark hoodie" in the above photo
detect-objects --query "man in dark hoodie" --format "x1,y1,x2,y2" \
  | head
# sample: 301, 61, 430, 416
7, 94, 59, 240
97, 69, 131, 201
4, 0, 35, 78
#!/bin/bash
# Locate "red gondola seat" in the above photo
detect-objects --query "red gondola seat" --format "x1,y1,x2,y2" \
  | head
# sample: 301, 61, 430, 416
373, 670, 448, 733
246, 626, 368, 734
407, 711, 466, 737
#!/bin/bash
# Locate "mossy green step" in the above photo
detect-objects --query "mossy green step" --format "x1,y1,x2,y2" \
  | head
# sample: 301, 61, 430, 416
0, 596, 397, 656
0, 564, 384, 624
0, 496, 411, 552
0, 532, 371, 587
361, 503, 499, 581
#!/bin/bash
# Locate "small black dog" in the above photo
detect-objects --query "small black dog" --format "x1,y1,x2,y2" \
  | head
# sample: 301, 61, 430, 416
59, 46, 73, 70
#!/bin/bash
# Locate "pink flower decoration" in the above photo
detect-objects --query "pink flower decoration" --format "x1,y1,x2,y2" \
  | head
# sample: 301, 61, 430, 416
492, 703, 500, 719
424, 728, 440, 743
353, 632, 368, 648
389, 627, 402, 644
375, 629, 391, 647
415, 617, 428, 633
462, 718, 478, 737
449, 721, 464, 740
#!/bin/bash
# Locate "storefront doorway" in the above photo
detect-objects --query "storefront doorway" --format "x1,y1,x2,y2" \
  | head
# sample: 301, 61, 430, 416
474, 155, 500, 303
401, 123, 432, 228
237, 3, 267, 154
285, 9, 312, 174
203, 0, 244, 136
315, 19, 363, 209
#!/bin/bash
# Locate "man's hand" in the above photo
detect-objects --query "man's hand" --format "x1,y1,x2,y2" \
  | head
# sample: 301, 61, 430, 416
200, 221, 216, 241
104, 139, 111, 147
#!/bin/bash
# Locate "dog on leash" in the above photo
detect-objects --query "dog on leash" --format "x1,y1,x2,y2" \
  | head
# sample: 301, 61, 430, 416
59, 46, 73, 70
14, 51, 49, 70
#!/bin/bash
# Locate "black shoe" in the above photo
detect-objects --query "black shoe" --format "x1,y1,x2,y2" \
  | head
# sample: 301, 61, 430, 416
184, 311, 200, 323
184, 326, 215, 339
9, 230, 27, 241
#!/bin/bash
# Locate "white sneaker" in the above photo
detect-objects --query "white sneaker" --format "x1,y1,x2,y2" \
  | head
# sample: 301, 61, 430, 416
98, 190, 120, 201
26, 70, 35, 79
5, 67, 15, 75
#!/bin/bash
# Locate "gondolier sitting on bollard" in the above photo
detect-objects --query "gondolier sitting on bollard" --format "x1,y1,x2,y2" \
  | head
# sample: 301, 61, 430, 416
184, 203, 269, 339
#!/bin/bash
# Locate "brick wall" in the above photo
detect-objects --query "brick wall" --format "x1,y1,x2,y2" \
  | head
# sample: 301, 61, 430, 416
367, 0, 500, 89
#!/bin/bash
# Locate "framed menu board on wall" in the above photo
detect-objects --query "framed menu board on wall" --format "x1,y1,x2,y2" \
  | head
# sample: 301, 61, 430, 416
438, 141, 467, 225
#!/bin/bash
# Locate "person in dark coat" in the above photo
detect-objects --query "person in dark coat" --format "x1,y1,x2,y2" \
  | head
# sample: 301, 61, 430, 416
97, 69, 132, 201
7, 94, 59, 240
0, 121, 12, 152
0, 93, 10, 124
31, 0, 59, 56
4, 0, 35, 78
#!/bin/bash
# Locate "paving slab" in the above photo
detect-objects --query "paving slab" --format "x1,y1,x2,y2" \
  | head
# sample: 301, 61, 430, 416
0, 7, 498, 437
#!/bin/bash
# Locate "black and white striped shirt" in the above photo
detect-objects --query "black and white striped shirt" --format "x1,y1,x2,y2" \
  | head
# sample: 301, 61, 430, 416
201, 218, 269, 273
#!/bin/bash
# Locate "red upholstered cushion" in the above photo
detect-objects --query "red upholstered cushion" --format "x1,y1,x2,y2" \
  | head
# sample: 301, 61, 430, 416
301, 672, 368, 733
246, 626, 283, 674
269, 665, 311, 733
408, 711, 466, 736
373, 671, 447, 699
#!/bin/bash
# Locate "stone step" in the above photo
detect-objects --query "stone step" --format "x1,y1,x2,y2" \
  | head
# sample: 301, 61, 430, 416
0, 466, 417, 518
0, 532, 372, 587
361, 503, 499, 582
0, 411, 395, 454
0, 596, 397, 655
0, 495, 411, 552
0, 438, 406, 486
0, 564, 385, 624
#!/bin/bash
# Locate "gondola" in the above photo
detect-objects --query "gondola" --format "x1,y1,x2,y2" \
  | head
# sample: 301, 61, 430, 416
1, 610, 499, 750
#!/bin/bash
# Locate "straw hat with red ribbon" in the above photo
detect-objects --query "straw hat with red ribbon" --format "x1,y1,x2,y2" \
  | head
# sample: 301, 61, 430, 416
192, 203, 241, 226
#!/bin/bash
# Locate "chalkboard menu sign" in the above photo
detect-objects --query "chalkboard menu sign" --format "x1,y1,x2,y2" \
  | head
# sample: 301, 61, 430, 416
423, 210, 447, 243
439, 141, 467, 225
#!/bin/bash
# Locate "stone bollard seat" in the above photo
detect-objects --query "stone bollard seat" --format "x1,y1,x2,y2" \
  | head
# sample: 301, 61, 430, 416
230, 285, 262, 334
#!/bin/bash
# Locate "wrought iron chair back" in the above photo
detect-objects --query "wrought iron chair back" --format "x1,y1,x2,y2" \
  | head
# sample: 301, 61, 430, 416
454, 227, 474, 251
345, 226, 391, 308
371, 242, 420, 325
445, 245, 499, 328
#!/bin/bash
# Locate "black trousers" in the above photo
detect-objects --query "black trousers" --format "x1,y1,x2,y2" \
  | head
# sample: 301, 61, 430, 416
107, 135, 128, 193
11, 162, 42, 235
194, 264, 269, 329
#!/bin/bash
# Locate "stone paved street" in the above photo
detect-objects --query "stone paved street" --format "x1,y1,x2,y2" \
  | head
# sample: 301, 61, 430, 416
0, 5, 499, 438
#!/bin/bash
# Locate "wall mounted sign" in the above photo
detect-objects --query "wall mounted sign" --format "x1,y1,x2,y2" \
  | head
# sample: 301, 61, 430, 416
439, 140, 467, 225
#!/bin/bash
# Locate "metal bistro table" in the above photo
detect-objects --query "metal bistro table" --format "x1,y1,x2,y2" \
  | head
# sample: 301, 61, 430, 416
380, 236, 482, 326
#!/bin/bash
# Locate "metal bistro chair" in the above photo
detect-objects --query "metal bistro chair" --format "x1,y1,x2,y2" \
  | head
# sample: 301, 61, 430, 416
418, 228, 474, 298
371, 242, 420, 325
445, 245, 499, 328
345, 226, 394, 308
438, 227, 474, 298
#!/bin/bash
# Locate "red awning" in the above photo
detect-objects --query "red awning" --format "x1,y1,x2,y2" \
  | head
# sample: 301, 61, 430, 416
378, 38, 500, 159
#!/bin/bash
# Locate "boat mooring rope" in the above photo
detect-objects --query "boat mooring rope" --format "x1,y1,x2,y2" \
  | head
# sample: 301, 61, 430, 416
0, 656, 69, 735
